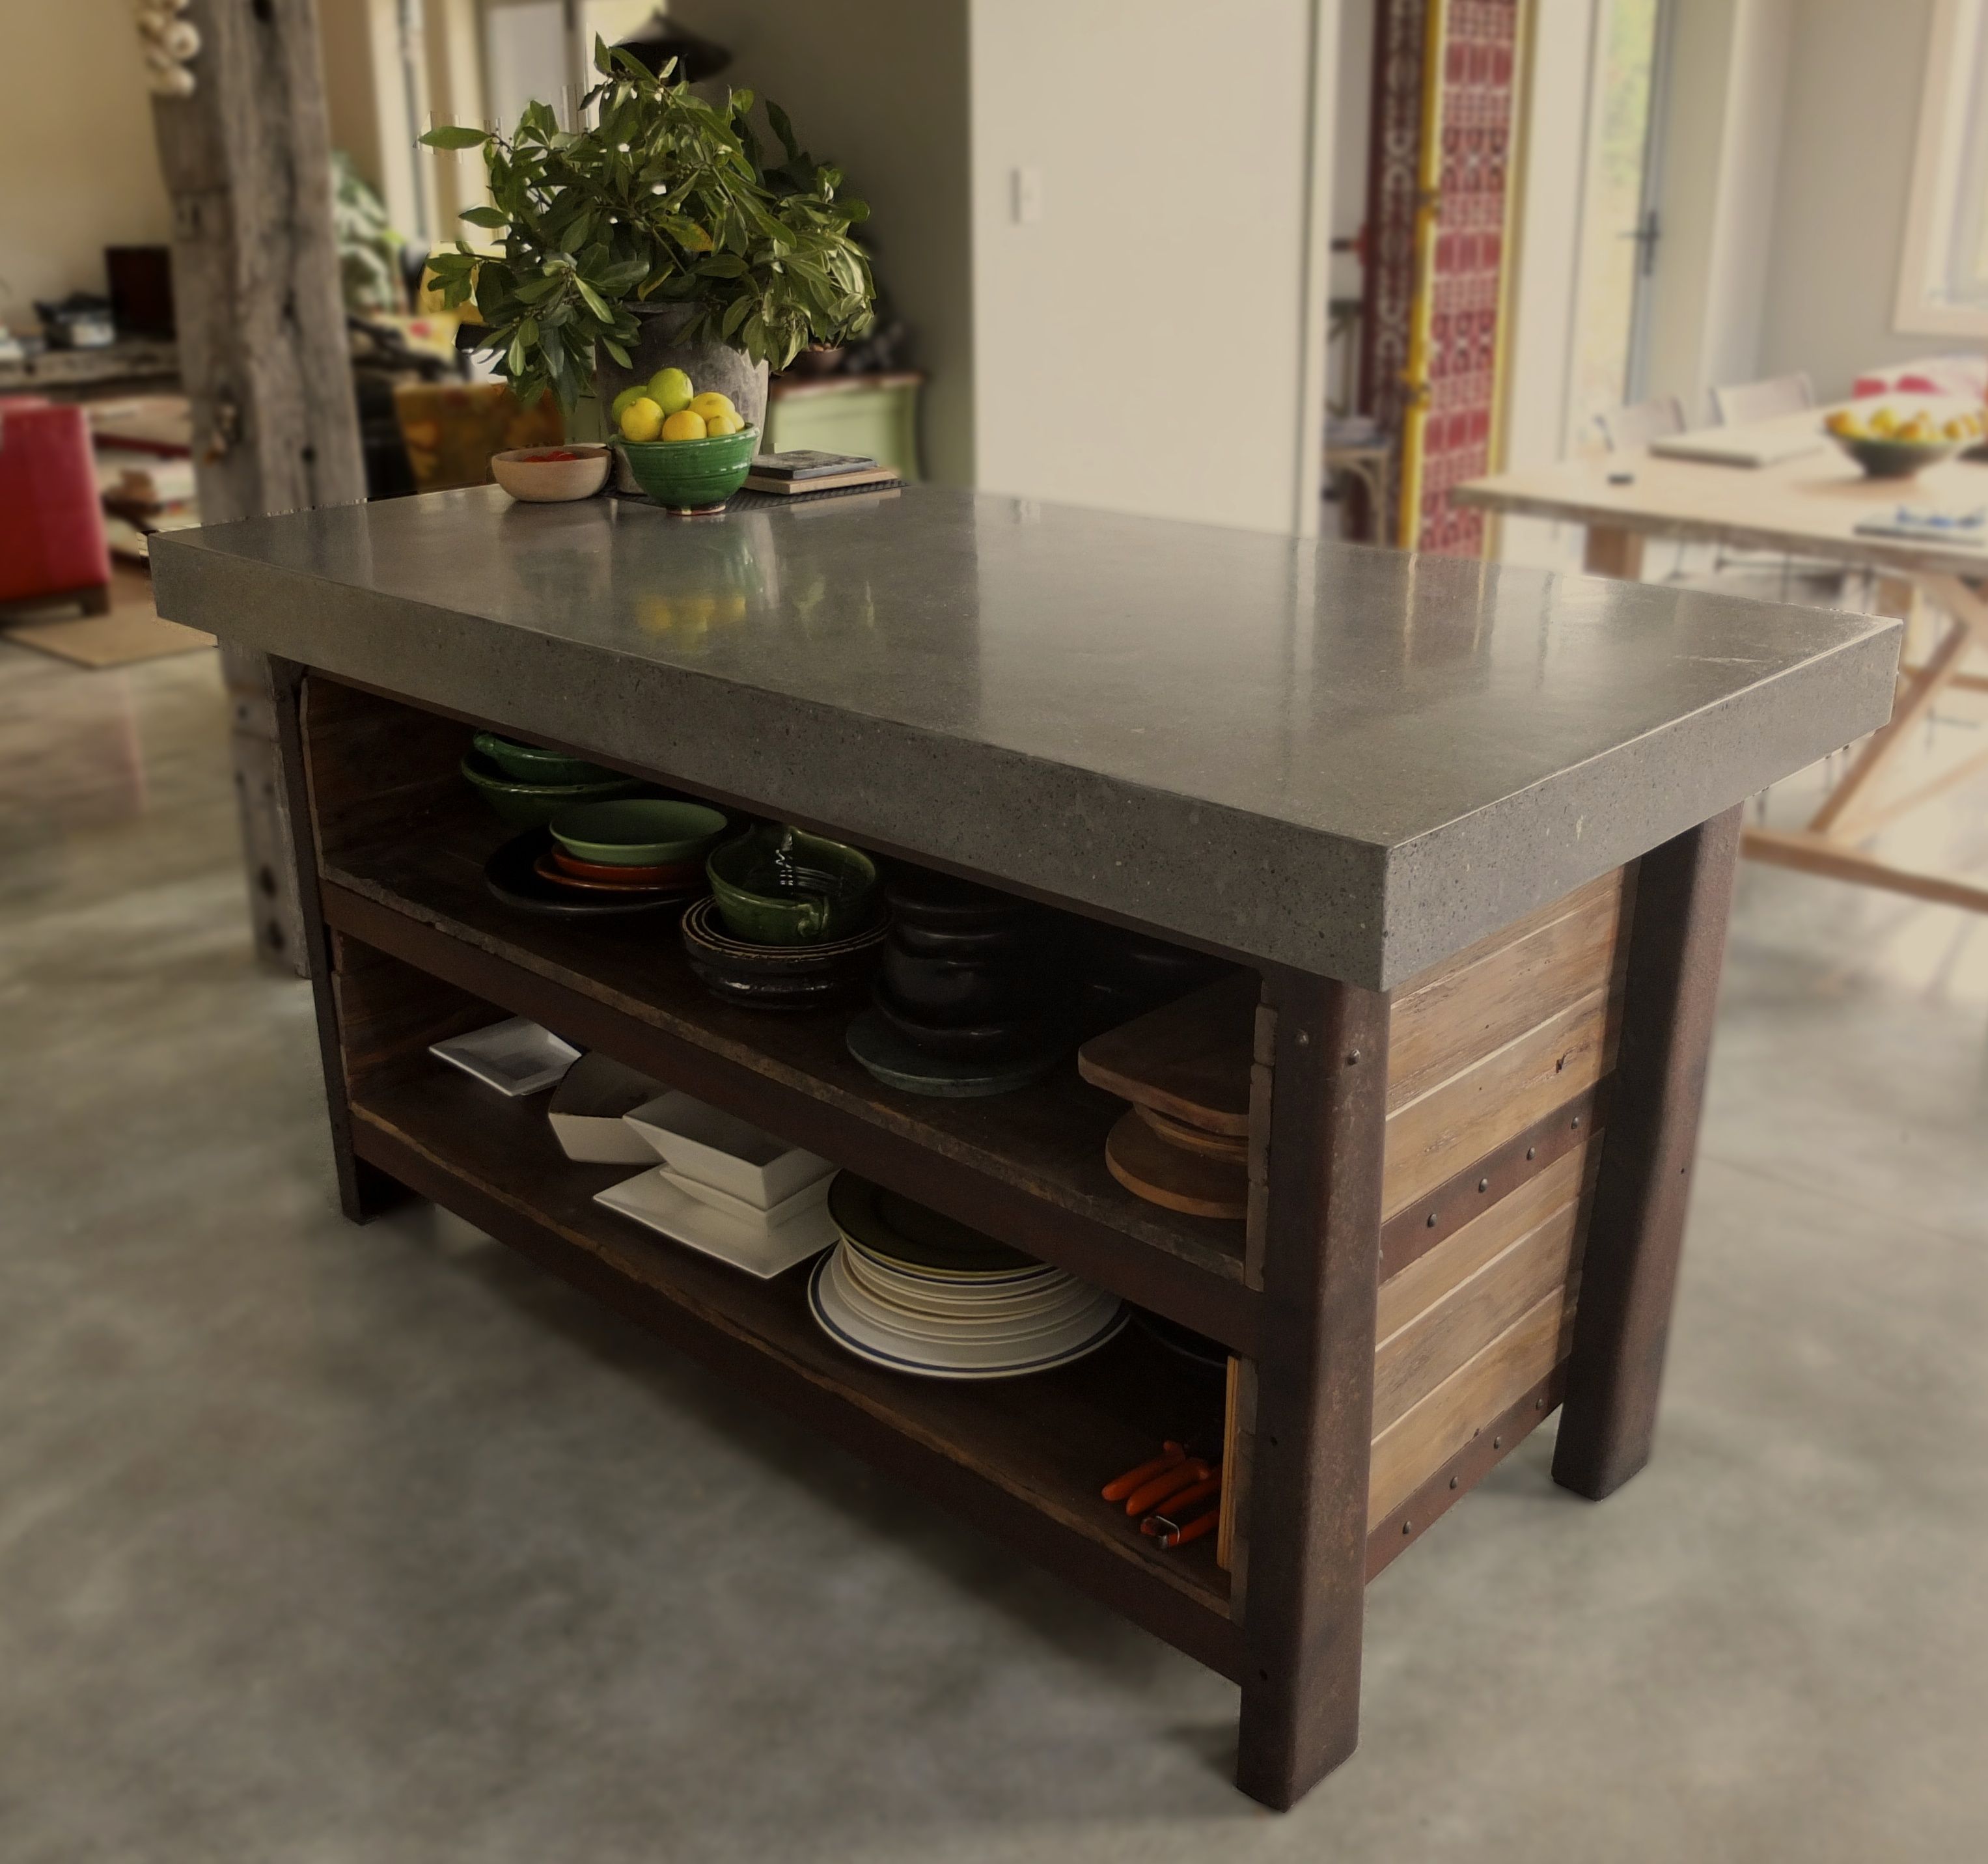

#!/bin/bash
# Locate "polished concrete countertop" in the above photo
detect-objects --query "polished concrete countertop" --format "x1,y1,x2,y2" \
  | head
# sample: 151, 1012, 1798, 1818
152, 484, 1899, 987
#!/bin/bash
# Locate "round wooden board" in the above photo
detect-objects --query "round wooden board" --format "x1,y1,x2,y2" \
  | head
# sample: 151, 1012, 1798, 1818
1134, 1101, 1249, 1162
1105, 1108, 1249, 1220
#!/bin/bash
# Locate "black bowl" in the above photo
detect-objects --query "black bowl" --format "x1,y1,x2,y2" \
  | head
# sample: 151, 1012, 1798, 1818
877, 944, 1042, 1028
883, 866, 1036, 933
683, 952, 873, 1011
871, 985, 1064, 1062
680, 896, 886, 976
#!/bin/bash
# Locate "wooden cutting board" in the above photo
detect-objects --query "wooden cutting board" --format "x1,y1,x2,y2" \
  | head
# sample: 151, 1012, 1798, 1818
1104, 1108, 1249, 1220
1077, 971, 1255, 1136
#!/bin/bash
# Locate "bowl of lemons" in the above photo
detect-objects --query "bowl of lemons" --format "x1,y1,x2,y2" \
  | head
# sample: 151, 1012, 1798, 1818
1825, 403, 1983, 478
611, 367, 760, 512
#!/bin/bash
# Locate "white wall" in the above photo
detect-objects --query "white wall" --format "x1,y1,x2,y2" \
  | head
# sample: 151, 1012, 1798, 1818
970, 0, 1331, 533
0, 0, 172, 327
1638, 0, 1792, 424
1496, 0, 1600, 571
665, 0, 977, 486
1756, 0, 1942, 397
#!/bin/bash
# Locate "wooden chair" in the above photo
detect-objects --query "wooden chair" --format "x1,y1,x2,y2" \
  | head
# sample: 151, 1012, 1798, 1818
1709, 372, 1814, 427
1598, 395, 1686, 452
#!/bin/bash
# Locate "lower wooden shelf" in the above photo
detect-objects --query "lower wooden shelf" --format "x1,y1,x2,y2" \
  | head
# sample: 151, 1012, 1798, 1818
348, 1062, 1241, 1678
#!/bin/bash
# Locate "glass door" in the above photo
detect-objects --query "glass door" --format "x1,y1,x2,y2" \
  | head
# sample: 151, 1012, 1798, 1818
1567, 0, 1672, 445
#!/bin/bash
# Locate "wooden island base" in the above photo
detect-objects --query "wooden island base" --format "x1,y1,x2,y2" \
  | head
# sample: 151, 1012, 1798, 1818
279, 672, 1740, 1811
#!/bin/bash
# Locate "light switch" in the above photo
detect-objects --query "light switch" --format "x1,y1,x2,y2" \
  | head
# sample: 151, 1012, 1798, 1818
1011, 167, 1043, 225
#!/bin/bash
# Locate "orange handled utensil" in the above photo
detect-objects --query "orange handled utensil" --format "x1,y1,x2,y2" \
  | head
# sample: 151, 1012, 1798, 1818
1124, 1458, 1214, 1518
1159, 1508, 1221, 1550
1137, 1475, 1222, 1536
1101, 1441, 1185, 1503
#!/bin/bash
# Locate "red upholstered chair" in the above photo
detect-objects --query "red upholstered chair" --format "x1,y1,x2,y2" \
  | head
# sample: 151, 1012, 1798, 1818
0, 396, 113, 616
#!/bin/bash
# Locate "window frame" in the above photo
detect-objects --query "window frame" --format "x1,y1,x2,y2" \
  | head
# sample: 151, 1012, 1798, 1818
1896, 0, 1988, 339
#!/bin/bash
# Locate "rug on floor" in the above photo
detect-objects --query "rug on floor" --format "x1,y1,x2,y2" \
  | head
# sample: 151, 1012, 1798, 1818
5, 611, 215, 668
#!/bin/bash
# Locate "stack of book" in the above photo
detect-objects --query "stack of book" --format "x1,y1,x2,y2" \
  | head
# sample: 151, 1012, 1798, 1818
743, 450, 902, 501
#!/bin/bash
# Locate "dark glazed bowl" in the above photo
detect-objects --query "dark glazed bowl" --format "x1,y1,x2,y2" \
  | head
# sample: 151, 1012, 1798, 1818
870, 987, 1062, 1062
877, 945, 1040, 1028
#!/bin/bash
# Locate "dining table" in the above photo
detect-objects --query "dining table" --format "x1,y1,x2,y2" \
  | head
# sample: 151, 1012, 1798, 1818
1456, 407, 1988, 914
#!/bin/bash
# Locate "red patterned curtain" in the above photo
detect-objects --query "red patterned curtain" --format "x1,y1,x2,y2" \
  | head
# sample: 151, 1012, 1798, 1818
1360, 0, 1519, 556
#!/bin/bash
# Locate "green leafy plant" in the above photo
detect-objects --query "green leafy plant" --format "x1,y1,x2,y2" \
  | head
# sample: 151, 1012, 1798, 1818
421, 38, 874, 406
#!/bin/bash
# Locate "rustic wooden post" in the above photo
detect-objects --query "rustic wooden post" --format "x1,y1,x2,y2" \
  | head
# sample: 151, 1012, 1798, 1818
1237, 970, 1391, 1809
1553, 807, 1741, 1499
144, 0, 366, 976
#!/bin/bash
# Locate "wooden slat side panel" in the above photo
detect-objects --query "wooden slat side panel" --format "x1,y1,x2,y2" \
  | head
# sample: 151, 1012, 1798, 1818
1387, 865, 1635, 1112
1381, 985, 1621, 1221
301, 674, 469, 868
1368, 1286, 1579, 1528
1371, 1191, 1585, 1434
1375, 1140, 1592, 1341
329, 929, 495, 1090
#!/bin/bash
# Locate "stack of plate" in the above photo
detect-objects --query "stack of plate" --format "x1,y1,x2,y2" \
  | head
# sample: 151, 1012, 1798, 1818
808, 1174, 1124, 1380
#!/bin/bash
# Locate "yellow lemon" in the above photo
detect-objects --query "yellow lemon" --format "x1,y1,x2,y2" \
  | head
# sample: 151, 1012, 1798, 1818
609, 385, 648, 424
661, 409, 708, 442
646, 367, 695, 415
1944, 418, 1968, 441
618, 396, 665, 443
1868, 406, 1898, 436
688, 391, 738, 424
703, 410, 744, 437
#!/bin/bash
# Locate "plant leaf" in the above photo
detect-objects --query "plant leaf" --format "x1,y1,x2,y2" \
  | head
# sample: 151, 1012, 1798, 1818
421, 124, 490, 150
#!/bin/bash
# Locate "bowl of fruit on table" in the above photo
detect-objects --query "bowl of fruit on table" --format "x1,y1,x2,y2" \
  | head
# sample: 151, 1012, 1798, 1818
1825, 403, 1984, 478
611, 368, 760, 512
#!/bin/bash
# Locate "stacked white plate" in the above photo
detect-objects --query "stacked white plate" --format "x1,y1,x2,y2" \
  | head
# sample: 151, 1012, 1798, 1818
808, 1174, 1124, 1380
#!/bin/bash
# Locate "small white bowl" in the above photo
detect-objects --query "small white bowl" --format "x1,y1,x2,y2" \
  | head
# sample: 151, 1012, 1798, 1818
623, 1090, 831, 1208
491, 445, 612, 502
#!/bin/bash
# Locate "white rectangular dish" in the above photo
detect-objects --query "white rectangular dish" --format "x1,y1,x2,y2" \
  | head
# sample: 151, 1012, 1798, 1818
656, 1163, 832, 1229
430, 1017, 580, 1097
622, 1090, 831, 1207
594, 1166, 838, 1279
547, 1052, 667, 1162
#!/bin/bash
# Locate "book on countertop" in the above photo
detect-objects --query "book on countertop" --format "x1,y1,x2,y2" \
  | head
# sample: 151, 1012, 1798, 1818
1852, 503, 1987, 545
747, 449, 881, 482
744, 465, 901, 496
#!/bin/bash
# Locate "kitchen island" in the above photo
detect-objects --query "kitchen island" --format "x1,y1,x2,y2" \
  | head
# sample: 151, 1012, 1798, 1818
153, 485, 1898, 1809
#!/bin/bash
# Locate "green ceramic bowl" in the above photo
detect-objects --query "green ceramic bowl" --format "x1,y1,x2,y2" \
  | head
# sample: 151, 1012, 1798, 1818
473, 730, 618, 786
616, 425, 760, 511
550, 798, 731, 867
706, 824, 878, 946
1830, 432, 1964, 479
460, 750, 645, 828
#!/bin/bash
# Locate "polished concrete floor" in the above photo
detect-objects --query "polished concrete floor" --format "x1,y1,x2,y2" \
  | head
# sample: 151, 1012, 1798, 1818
3, 633, 1986, 1863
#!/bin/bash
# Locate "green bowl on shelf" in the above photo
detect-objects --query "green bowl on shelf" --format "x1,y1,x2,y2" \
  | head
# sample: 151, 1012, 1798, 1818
706, 824, 878, 946
472, 730, 618, 786
460, 750, 645, 828
616, 425, 760, 511
550, 798, 730, 868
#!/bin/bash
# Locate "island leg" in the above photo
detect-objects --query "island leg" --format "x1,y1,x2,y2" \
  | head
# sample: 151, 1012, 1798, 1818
1236, 972, 1390, 1809
1553, 808, 1741, 1499
269, 657, 412, 1224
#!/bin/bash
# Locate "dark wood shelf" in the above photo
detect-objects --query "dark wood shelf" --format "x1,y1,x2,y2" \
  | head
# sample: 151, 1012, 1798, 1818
318, 803, 1257, 1349
348, 1062, 1239, 1677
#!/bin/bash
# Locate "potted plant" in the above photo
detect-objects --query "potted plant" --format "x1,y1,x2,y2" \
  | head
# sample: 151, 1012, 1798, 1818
420, 39, 874, 432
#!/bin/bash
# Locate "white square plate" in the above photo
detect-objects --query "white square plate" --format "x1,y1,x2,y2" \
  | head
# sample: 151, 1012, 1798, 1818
594, 1166, 838, 1279
430, 1017, 581, 1097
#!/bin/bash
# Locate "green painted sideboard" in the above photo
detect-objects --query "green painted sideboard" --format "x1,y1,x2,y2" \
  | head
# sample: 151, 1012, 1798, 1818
765, 370, 924, 481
